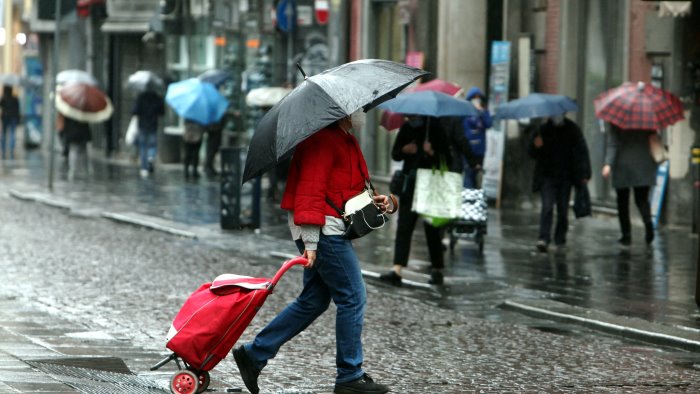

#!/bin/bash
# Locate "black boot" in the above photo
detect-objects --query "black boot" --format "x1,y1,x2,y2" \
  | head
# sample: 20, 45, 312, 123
645, 223, 655, 245
378, 271, 402, 287
428, 270, 444, 285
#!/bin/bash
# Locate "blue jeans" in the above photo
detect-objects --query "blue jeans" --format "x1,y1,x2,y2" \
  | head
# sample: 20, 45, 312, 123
1, 117, 17, 159
244, 235, 367, 384
137, 131, 157, 171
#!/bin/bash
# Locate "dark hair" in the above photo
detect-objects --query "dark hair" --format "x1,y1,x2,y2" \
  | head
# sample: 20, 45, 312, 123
2, 85, 12, 96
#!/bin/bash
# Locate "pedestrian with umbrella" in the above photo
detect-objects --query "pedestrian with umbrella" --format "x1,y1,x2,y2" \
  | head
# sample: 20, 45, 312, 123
166, 78, 228, 180
234, 59, 425, 394
595, 81, 684, 248
460, 86, 493, 187
131, 76, 165, 178
375, 90, 480, 286
54, 82, 113, 180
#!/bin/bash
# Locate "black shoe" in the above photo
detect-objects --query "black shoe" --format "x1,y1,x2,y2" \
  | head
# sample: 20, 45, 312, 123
334, 373, 389, 394
536, 240, 548, 253
618, 236, 631, 247
428, 270, 443, 285
232, 346, 260, 394
378, 271, 402, 287
645, 224, 655, 245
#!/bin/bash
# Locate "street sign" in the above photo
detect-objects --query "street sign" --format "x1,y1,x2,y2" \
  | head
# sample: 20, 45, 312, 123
297, 5, 313, 26
315, 0, 329, 25
276, 0, 296, 33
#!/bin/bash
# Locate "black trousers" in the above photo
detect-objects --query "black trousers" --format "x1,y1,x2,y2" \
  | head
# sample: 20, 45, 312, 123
393, 191, 444, 270
183, 140, 203, 174
539, 178, 572, 245
615, 186, 652, 239
205, 129, 222, 170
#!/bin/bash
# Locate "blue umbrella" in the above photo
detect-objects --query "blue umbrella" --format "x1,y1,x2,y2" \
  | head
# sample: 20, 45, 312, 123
378, 90, 478, 117
198, 69, 233, 87
165, 79, 229, 125
494, 93, 578, 120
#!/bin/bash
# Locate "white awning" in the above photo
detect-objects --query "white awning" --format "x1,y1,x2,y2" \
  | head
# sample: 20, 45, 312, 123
659, 1, 692, 17
101, 20, 150, 33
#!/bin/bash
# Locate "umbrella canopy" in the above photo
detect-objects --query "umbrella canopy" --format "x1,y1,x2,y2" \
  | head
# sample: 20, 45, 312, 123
494, 93, 578, 120
246, 87, 292, 107
127, 70, 164, 93
380, 79, 464, 131
242, 59, 428, 183
198, 69, 233, 87
594, 81, 684, 130
378, 90, 478, 117
165, 78, 229, 125
55, 83, 113, 123
0, 74, 21, 86
56, 69, 98, 87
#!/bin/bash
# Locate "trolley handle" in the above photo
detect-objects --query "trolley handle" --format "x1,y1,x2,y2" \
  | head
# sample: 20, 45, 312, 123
269, 256, 309, 288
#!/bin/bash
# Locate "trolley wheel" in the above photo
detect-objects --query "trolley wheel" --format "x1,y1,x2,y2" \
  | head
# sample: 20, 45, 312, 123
170, 370, 199, 394
187, 368, 210, 393
475, 230, 484, 255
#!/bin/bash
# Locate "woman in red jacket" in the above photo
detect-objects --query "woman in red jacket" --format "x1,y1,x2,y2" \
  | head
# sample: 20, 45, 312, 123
232, 113, 391, 394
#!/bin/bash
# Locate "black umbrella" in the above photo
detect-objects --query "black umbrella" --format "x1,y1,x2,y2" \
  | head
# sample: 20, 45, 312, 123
198, 69, 233, 87
242, 59, 428, 183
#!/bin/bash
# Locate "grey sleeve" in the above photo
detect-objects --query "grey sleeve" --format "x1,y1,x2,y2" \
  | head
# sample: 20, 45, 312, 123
300, 225, 320, 251
604, 129, 618, 166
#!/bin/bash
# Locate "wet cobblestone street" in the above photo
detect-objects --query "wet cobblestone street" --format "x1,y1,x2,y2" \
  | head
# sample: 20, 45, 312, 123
2, 181, 700, 392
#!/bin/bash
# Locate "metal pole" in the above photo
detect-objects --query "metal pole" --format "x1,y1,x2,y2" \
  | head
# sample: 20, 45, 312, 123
286, 2, 293, 82
692, 146, 700, 308
48, 0, 62, 190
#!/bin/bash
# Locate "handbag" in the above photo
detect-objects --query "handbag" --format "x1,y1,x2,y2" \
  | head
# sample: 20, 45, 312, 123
326, 183, 398, 240
389, 170, 407, 195
649, 133, 668, 164
125, 116, 138, 145
573, 183, 592, 219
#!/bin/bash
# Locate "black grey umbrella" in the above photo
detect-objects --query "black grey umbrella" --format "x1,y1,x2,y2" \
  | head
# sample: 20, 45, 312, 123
242, 59, 428, 183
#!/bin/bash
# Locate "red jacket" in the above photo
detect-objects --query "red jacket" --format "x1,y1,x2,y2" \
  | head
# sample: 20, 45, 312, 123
281, 126, 369, 226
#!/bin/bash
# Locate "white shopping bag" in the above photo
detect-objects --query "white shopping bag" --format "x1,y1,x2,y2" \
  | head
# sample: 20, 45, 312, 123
411, 168, 462, 219
125, 116, 138, 145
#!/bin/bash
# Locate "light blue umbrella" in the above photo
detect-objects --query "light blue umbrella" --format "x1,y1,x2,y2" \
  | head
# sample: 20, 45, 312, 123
165, 78, 229, 125
494, 93, 578, 120
378, 90, 478, 117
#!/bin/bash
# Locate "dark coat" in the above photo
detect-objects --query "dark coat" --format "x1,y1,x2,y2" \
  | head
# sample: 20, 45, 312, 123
527, 118, 591, 192
132, 91, 164, 133
604, 126, 657, 189
63, 117, 91, 144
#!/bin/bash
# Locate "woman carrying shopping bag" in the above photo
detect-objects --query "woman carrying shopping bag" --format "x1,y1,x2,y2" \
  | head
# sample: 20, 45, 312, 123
379, 115, 477, 286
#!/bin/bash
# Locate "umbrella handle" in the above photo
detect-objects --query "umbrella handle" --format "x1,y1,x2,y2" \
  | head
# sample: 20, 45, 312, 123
296, 63, 308, 80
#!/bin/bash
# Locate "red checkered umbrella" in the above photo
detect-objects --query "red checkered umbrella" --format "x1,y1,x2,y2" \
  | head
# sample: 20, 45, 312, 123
594, 82, 684, 130
380, 78, 464, 131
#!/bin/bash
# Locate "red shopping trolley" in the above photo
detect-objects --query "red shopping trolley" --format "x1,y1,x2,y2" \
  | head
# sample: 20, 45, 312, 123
151, 256, 308, 394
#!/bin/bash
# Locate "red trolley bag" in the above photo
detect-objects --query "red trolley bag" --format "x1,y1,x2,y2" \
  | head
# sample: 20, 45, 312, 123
151, 256, 308, 394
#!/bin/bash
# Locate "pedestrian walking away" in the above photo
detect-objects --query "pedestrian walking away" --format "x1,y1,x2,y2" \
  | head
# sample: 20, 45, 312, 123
62, 115, 92, 181
0, 85, 20, 160
132, 90, 165, 178
602, 124, 658, 248
204, 116, 223, 177
528, 114, 591, 253
462, 86, 492, 188
233, 113, 392, 394
379, 115, 478, 286
183, 119, 205, 180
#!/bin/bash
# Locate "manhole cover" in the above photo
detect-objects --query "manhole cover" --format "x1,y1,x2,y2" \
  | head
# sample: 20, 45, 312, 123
27, 358, 166, 393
